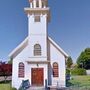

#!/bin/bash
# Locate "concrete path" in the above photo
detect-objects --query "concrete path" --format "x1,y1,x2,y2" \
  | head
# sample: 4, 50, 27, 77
0, 76, 12, 81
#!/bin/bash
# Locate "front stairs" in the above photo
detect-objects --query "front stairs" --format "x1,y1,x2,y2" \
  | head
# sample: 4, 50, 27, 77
27, 86, 67, 90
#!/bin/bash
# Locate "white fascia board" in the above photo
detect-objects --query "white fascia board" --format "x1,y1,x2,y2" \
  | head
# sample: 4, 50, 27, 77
8, 37, 28, 58
48, 36, 69, 57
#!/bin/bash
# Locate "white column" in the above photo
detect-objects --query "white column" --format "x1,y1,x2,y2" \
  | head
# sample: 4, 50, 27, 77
44, 1, 46, 8
30, 2, 33, 8
39, 0, 42, 8
33, 0, 36, 8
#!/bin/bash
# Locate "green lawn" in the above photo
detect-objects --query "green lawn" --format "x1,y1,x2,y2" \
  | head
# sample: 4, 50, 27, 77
0, 83, 11, 90
70, 75, 90, 86
1, 76, 90, 90
67, 75, 90, 90
0, 80, 12, 90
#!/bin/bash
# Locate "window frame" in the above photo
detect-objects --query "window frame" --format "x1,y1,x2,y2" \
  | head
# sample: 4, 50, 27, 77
18, 62, 25, 78
53, 62, 59, 77
34, 44, 41, 56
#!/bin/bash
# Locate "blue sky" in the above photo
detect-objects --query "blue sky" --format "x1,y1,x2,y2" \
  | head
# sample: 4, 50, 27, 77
0, 0, 90, 63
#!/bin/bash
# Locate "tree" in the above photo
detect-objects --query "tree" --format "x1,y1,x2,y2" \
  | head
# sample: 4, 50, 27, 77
66, 56, 73, 68
0, 63, 12, 82
77, 48, 90, 69
8, 58, 13, 64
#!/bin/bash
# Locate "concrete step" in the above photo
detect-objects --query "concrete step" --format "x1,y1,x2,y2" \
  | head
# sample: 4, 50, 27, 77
27, 86, 45, 90
27, 86, 67, 90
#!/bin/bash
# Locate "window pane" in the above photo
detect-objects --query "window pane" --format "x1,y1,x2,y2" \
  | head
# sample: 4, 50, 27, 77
18, 62, 24, 78
53, 62, 59, 77
34, 44, 41, 56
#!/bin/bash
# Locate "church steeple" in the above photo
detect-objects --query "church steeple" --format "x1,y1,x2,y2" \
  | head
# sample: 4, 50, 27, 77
24, 0, 50, 58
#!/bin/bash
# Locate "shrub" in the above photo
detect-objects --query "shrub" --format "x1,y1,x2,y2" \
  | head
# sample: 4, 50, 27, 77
71, 68, 86, 75
66, 69, 70, 74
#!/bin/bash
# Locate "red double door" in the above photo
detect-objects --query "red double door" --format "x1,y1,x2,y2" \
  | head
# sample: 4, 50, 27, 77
31, 68, 44, 86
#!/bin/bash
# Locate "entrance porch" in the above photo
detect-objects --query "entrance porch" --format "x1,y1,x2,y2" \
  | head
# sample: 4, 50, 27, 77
26, 61, 49, 87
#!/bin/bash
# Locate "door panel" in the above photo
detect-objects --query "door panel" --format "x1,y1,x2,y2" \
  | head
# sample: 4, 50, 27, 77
31, 68, 44, 86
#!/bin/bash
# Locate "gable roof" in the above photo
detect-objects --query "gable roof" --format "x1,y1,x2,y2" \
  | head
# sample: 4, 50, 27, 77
48, 37, 68, 58
9, 36, 68, 59
9, 37, 28, 58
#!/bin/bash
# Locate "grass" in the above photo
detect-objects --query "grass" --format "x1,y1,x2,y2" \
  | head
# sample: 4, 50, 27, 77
0, 80, 11, 90
70, 75, 90, 86
0, 76, 90, 90
67, 75, 90, 89
0, 83, 11, 90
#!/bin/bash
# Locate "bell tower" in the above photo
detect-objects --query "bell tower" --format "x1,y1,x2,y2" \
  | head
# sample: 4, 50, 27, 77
24, 0, 50, 58
29, 0, 48, 8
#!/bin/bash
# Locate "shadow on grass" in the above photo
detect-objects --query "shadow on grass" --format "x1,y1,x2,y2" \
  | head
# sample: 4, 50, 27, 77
66, 80, 80, 87
66, 80, 74, 87
0, 80, 11, 84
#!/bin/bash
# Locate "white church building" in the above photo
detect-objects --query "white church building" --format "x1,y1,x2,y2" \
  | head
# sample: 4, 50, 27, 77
9, 0, 68, 89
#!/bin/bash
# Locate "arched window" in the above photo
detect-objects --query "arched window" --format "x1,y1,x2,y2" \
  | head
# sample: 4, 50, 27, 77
34, 44, 41, 56
53, 62, 59, 77
18, 62, 24, 78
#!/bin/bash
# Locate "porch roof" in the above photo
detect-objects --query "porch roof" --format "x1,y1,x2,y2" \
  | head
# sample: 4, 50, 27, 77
26, 61, 50, 64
